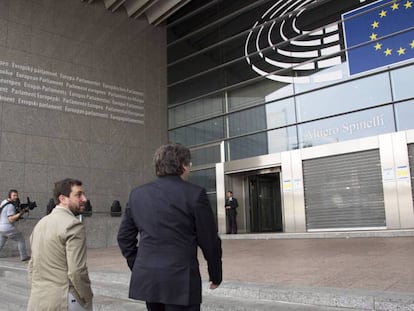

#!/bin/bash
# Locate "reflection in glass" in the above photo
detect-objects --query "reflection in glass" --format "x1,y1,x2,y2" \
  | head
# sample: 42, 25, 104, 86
167, 0, 276, 63
298, 106, 395, 148
266, 98, 296, 128
226, 126, 297, 161
226, 132, 268, 161
169, 117, 224, 146
228, 99, 296, 139
390, 64, 414, 101
267, 126, 298, 154
229, 106, 266, 137
293, 62, 349, 94
207, 192, 218, 221
169, 70, 223, 105
395, 100, 414, 131
168, 48, 222, 84
188, 168, 216, 193
227, 79, 293, 111
296, 73, 392, 122
169, 96, 223, 128
190, 144, 222, 166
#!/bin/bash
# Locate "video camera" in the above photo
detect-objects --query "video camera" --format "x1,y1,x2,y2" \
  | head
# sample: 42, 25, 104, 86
15, 197, 37, 213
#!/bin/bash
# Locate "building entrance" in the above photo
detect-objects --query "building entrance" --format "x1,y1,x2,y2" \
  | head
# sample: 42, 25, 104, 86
248, 173, 282, 233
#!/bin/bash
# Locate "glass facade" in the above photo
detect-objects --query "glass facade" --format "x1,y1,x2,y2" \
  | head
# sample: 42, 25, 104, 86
167, 0, 414, 212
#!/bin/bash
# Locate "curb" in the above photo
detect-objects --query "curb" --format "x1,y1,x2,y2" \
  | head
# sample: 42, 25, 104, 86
203, 281, 414, 311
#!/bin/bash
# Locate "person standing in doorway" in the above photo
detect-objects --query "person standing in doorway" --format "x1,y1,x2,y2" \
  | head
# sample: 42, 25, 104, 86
0, 189, 30, 261
118, 143, 222, 311
28, 178, 93, 311
225, 191, 238, 234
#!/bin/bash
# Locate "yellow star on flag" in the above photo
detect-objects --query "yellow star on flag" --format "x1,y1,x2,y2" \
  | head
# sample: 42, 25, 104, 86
379, 10, 387, 17
391, 2, 399, 10
410, 40, 414, 48
370, 33, 378, 41
397, 47, 406, 55
371, 21, 379, 29
374, 42, 382, 50
405, 1, 413, 9
384, 48, 392, 56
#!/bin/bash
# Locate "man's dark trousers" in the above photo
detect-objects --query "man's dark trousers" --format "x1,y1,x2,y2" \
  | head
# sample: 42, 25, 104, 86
226, 208, 237, 234
146, 302, 200, 311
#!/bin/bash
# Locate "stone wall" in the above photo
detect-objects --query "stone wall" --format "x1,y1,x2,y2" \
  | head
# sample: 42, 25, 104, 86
0, 0, 167, 255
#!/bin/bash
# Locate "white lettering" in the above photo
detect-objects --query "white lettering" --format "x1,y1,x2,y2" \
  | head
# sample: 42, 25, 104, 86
66, 83, 88, 92
63, 97, 88, 107
87, 87, 106, 96
24, 82, 42, 91
65, 106, 84, 114
18, 98, 38, 107
106, 106, 144, 118
110, 114, 143, 124
342, 115, 384, 135
12, 88, 37, 98
0, 69, 13, 76
12, 62, 33, 73
0, 95, 15, 103
16, 72, 39, 81
42, 85, 66, 96
76, 77, 100, 87
39, 102, 63, 111
112, 99, 127, 107
37, 93, 60, 102
33, 68, 58, 77
69, 91, 86, 99
108, 91, 128, 100
0, 60, 144, 124
85, 111, 108, 118
59, 73, 75, 81
87, 102, 103, 110
40, 77, 64, 87
86, 94, 111, 104
0, 78, 21, 87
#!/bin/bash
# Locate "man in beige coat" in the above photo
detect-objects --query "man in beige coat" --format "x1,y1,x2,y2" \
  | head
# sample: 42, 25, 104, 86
28, 178, 93, 311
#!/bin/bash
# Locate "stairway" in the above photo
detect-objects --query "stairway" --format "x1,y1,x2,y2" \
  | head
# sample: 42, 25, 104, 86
0, 262, 145, 311
1, 260, 413, 311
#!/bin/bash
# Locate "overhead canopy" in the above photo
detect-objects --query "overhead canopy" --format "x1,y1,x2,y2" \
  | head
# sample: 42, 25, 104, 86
82, 0, 192, 26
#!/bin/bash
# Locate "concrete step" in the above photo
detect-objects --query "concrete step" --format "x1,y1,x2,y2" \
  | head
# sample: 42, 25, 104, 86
0, 277, 31, 295
202, 294, 369, 311
2, 261, 414, 311
0, 286, 29, 310
206, 281, 414, 311
2, 269, 29, 283
0, 291, 145, 311
90, 270, 130, 300
92, 295, 147, 311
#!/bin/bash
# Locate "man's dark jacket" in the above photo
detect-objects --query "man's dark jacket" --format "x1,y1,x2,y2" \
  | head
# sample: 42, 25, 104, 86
117, 175, 222, 306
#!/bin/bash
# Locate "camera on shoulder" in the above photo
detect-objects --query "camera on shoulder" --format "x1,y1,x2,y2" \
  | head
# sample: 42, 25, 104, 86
15, 197, 37, 213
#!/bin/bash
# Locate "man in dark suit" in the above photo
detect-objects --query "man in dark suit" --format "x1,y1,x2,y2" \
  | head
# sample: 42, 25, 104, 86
225, 191, 238, 234
117, 143, 222, 311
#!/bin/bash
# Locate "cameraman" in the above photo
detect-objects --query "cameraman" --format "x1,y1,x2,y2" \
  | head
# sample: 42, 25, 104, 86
0, 189, 30, 261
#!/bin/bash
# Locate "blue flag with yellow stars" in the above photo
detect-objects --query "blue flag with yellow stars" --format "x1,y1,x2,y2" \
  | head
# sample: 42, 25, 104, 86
343, 0, 414, 75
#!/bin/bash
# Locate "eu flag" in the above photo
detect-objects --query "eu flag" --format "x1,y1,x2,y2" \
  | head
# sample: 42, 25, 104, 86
343, 0, 414, 75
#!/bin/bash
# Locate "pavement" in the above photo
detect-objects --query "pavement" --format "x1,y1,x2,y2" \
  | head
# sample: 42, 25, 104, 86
87, 232, 414, 294
2, 231, 414, 310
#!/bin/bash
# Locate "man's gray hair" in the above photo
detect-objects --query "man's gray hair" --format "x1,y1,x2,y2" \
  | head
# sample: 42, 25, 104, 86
154, 143, 191, 177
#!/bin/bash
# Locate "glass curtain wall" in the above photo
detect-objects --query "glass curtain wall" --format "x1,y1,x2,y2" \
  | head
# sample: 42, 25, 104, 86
167, 0, 414, 213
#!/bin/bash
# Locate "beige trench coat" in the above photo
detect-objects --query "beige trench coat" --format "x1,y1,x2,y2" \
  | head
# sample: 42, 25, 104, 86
27, 206, 93, 311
